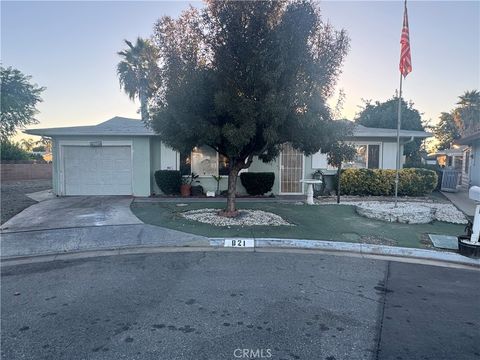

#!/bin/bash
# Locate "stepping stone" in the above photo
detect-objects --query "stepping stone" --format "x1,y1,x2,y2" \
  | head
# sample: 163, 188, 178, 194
428, 234, 458, 250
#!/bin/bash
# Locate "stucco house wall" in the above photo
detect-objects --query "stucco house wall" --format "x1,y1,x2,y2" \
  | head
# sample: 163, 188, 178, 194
456, 132, 480, 188
26, 117, 430, 197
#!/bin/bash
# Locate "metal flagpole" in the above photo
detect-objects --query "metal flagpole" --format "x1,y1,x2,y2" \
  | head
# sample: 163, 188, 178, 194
394, 73, 403, 208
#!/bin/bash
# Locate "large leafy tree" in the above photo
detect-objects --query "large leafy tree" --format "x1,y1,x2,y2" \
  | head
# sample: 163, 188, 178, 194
430, 90, 479, 151
150, 0, 349, 215
0, 66, 45, 140
117, 38, 161, 122
354, 96, 425, 160
432, 112, 460, 150
20, 138, 36, 152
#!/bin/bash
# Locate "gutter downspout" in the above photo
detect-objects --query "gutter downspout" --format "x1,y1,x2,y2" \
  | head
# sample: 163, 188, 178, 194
397, 136, 415, 168
401, 136, 415, 145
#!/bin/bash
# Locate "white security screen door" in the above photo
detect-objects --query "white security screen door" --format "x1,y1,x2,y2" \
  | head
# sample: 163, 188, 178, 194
280, 143, 304, 194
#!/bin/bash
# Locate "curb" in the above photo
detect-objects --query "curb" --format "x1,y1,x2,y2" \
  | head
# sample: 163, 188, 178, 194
2, 237, 479, 269
211, 238, 480, 269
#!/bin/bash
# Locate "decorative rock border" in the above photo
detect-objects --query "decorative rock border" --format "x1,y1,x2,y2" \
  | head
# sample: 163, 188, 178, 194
180, 209, 293, 227
355, 202, 434, 224
350, 201, 468, 224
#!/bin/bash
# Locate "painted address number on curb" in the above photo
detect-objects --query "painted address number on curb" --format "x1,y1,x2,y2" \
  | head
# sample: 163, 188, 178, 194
224, 239, 254, 248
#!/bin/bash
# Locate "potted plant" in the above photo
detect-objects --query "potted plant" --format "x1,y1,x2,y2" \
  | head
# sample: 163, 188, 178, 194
180, 173, 199, 197
212, 175, 223, 196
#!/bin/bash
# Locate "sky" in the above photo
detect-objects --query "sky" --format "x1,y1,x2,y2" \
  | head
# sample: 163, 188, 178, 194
2, 1, 479, 141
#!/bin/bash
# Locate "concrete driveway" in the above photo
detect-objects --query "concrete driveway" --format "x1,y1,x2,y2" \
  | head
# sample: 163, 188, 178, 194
0, 196, 209, 259
0, 196, 142, 233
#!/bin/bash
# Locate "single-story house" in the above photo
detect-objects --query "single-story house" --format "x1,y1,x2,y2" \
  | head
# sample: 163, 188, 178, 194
25, 116, 431, 196
429, 146, 467, 169
455, 131, 480, 188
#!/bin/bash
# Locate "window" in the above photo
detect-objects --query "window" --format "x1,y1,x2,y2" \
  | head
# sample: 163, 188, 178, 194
343, 144, 380, 169
182, 146, 231, 177
368, 145, 380, 169
218, 154, 230, 175
454, 156, 463, 172
191, 146, 218, 176
447, 156, 453, 167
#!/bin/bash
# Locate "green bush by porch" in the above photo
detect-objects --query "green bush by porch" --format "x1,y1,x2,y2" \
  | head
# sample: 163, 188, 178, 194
240, 172, 275, 196
340, 168, 438, 196
154, 170, 181, 195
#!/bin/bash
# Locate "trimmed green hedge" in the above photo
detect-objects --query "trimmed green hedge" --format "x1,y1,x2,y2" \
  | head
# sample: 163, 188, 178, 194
339, 168, 438, 196
240, 172, 275, 196
154, 170, 181, 195
404, 163, 443, 191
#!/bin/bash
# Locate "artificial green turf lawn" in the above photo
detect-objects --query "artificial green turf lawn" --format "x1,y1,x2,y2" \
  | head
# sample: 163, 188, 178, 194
131, 201, 465, 248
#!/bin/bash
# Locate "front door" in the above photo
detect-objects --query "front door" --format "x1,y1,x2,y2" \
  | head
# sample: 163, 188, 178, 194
280, 143, 304, 194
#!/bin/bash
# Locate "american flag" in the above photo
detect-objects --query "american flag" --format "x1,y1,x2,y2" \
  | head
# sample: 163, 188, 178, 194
399, 1, 412, 77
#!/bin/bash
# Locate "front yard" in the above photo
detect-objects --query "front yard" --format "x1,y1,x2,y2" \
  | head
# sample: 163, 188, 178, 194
1, 179, 52, 224
131, 201, 466, 249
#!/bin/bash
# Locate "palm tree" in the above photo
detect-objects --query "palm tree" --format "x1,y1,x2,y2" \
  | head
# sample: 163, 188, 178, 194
117, 38, 160, 123
457, 90, 480, 107
454, 90, 480, 135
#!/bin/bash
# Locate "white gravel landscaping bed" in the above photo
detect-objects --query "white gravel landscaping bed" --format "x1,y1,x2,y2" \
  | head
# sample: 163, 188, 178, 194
180, 208, 293, 227
317, 201, 468, 224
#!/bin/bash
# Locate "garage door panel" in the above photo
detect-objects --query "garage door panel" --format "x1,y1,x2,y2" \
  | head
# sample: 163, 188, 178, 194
63, 146, 132, 195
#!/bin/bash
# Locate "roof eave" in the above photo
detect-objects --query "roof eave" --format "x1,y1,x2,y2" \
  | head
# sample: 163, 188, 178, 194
23, 130, 154, 137
455, 132, 480, 145
348, 133, 431, 139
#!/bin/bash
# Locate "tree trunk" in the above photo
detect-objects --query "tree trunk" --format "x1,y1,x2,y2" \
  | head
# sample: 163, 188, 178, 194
139, 92, 148, 123
224, 167, 240, 217
336, 164, 342, 204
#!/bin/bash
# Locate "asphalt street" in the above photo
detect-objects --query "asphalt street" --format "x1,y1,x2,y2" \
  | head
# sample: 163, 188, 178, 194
1, 252, 479, 360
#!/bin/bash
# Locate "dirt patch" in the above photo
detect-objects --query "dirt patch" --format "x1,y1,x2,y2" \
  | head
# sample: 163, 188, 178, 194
419, 233, 434, 249
1, 180, 52, 224
360, 235, 397, 246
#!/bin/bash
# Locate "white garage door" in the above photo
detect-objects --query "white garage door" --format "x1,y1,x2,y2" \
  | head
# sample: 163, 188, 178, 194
63, 146, 132, 195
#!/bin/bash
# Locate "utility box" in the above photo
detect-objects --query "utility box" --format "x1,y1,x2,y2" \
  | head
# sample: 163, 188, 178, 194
469, 186, 480, 202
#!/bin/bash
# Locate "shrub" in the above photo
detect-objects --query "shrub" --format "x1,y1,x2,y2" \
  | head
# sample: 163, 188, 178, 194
1, 140, 30, 161
398, 168, 438, 196
404, 163, 443, 191
240, 172, 275, 196
339, 168, 437, 197
154, 170, 181, 195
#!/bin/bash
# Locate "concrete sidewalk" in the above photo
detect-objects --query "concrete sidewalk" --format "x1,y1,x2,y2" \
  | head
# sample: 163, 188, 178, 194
441, 190, 476, 217
2, 225, 479, 268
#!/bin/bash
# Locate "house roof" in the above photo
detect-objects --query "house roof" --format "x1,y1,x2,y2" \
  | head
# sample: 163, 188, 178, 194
429, 145, 467, 157
350, 124, 431, 139
455, 131, 480, 145
24, 117, 154, 137
25, 116, 431, 139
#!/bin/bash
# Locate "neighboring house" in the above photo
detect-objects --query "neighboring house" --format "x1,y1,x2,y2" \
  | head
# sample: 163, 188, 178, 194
429, 145, 469, 189
455, 131, 480, 188
429, 146, 467, 169
25, 117, 431, 196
